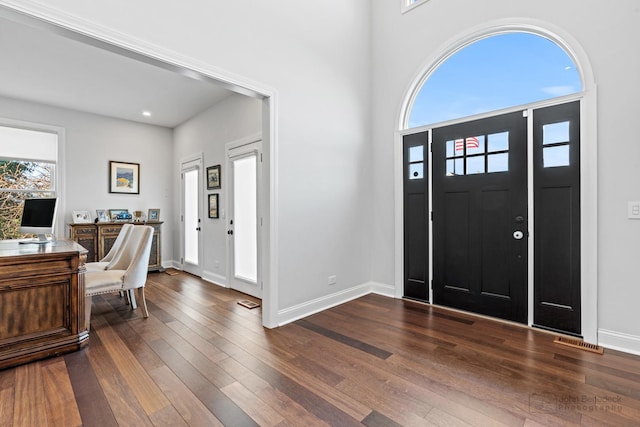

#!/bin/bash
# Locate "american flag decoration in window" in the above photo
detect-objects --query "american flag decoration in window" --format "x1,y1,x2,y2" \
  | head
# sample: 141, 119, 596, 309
454, 136, 480, 151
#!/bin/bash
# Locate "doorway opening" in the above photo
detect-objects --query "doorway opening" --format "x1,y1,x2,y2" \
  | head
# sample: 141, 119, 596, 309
0, 5, 279, 328
404, 102, 581, 334
398, 25, 597, 341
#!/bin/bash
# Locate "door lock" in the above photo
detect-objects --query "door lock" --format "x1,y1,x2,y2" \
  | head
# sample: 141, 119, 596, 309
513, 230, 524, 240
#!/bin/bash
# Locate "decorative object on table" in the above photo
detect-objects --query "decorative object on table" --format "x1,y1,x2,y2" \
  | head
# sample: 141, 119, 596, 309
133, 210, 146, 222
96, 209, 110, 223
148, 208, 160, 222
206, 165, 221, 189
109, 161, 140, 194
208, 194, 219, 218
109, 209, 131, 221
72, 210, 92, 224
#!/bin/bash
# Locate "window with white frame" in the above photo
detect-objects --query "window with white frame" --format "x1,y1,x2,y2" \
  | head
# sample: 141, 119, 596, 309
0, 124, 58, 239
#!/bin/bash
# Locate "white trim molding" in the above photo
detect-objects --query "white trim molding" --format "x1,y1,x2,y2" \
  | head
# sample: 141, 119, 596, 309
201, 270, 228, 288
277, 282, 393, 327
401, 0, 431, 14
599, 329, 640, 357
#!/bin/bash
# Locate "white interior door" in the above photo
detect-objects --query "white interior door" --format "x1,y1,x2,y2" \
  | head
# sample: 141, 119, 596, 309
228, 141, 261, 298
181, 156, 203, 275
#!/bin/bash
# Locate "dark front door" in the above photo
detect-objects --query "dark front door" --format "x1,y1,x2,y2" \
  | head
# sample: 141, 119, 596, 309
533, 101, 581, 335
432, 111, 528, 323
403, 131, 430, 301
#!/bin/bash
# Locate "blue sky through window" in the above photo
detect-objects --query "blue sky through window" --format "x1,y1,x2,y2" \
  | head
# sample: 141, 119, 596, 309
408, 33, 581, 128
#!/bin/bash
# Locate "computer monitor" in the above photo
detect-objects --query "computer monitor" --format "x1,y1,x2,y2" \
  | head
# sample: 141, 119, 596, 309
19, 198, 58, 243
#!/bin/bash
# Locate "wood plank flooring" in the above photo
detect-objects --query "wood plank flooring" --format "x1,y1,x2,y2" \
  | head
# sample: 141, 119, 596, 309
1, 271, 640, 426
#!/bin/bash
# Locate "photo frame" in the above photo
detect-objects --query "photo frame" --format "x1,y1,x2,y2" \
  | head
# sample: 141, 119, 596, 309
109, 161, 140, 194
207, 165, 221, 190
96, 209, 110, 223
72, 210, 92, 224
109, 209, 130, 221
208, 194, 219, 218
148, 209, 160, 222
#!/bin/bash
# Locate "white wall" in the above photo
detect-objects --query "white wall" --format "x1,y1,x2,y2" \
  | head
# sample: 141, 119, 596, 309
173, 93, 262, 283
5, 0, 640, 352
371, 0, 640, 352
0, 96, 175, 262
8, 0, 374, 317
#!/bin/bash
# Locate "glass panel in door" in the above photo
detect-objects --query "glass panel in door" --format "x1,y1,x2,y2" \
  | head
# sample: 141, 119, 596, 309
184, 168, 199, 266
233, 155, 257, 283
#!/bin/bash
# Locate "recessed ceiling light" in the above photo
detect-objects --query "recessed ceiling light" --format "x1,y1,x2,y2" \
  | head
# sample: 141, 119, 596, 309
142, 111, 152, 117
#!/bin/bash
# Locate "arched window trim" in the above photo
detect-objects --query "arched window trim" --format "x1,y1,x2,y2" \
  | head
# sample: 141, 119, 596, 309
399, 22, 592, 130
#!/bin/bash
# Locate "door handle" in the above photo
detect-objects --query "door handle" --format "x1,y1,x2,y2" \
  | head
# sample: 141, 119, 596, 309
513, 230, 524, 240
228, 230, 233, 235
196, 227, 201, 231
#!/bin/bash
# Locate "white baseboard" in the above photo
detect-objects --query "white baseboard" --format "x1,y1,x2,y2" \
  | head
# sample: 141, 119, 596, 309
369, 281, 396, 298
276, 281, 391, 326
598, 329, 640, 356
163, 260, 179, 269
201, 270, 227, 287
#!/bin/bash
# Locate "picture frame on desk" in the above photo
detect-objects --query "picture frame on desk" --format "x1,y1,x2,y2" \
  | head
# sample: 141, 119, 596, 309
109, 209, 131, 221
96, 209, 110, 223
72, 210, 92, 224
148, 208, 160, 221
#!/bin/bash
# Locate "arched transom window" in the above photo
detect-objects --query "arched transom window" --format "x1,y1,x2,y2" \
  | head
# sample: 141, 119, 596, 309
408, 32, 582, 128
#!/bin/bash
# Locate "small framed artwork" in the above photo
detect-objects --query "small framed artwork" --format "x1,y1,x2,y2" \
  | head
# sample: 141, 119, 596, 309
148, 209, 160, 222
109, 161, 140, 194
96, 209, 110, 223
109, 209, 130, 221
72, 210, 92, 224
208, 194, 219, 218
207, 165, 221, 190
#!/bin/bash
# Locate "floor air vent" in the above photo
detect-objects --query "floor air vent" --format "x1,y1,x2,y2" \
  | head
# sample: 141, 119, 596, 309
238, 300, 260, 309
554, 336, 603, 354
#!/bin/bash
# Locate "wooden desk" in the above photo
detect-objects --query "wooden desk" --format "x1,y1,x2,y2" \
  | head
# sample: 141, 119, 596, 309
69, 222, 163, 271
0, 239, 88, 369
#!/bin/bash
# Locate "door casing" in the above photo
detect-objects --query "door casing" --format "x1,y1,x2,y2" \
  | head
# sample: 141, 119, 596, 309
226, 137, 263, 299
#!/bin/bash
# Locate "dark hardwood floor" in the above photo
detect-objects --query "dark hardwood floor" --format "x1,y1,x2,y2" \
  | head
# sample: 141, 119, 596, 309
2, 271, 640, 426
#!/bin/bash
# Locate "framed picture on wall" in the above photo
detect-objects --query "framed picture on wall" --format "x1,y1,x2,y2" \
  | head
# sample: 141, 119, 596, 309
109, 161, 140, 194
208, 194, 219, 218
207, 165, 221, 190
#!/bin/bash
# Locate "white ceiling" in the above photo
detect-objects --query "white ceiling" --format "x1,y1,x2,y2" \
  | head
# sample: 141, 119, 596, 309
0, 16, 235, 128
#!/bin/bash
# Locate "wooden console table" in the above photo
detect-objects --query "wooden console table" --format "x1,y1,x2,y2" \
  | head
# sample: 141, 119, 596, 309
0, 239, 89, 369
69, 222, 163, 271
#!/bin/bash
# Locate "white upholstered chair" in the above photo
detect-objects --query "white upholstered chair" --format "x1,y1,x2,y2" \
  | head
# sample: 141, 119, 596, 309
84, 225, 153, 328
85, 223, 134, 272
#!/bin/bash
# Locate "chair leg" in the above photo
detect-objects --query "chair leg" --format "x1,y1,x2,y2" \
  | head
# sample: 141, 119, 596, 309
136, 287, 149, 318
127, 289, 138, 309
